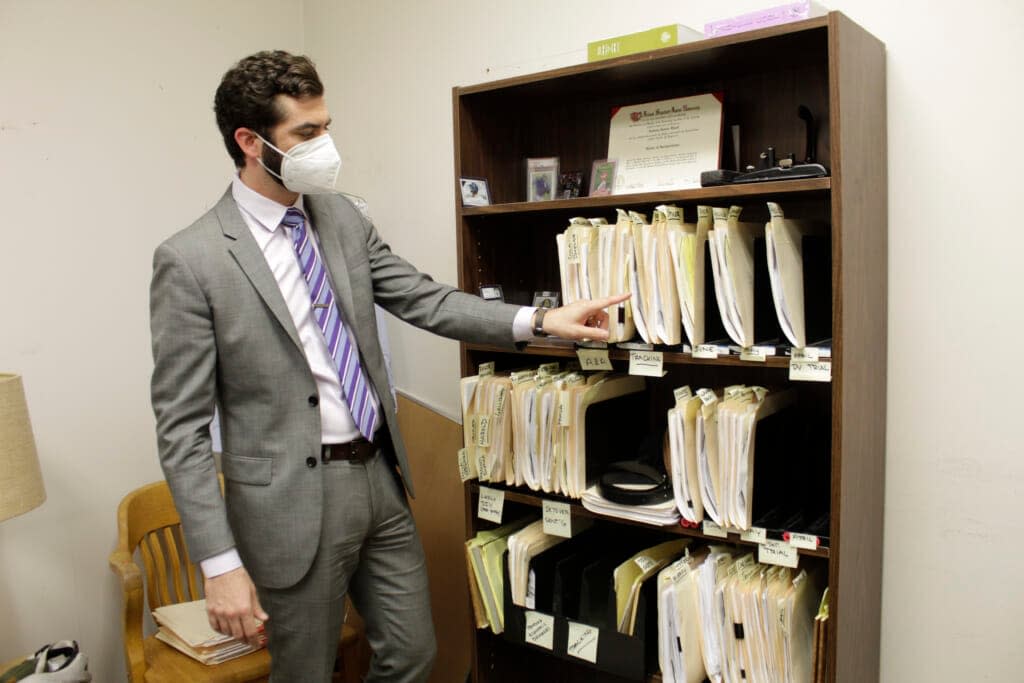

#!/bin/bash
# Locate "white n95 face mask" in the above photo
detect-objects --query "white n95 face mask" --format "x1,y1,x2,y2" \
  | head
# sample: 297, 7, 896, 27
257, 132, 342, 194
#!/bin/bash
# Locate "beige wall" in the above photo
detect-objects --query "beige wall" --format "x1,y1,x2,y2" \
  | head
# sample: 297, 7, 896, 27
1, 1, 1022, 681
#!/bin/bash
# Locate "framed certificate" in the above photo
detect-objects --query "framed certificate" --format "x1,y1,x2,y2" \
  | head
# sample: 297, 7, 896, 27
606, 93, 723, 193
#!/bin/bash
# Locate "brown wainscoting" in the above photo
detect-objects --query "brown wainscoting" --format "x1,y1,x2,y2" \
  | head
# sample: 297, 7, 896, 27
397, 392, 471, 683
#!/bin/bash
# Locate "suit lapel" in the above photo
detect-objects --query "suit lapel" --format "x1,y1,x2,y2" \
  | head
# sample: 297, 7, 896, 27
306, 196, 359, 335
216, 190, 305, 354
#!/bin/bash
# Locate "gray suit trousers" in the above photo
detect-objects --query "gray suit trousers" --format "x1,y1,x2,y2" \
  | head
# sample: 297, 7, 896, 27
256, 449, 436, 682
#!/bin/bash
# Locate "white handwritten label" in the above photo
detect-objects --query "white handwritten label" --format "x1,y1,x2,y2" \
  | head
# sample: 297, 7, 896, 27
634, 555, 657, 573
566, 621, 599, 664
477, 415, 492, 448
566, 232, 580, 264
673, 385, 693, 403
558, 392, 572, 427
538, 362, 560, 376
476, 450, 489, 482
542, 500, 573, 538
478, 361, 495, 377
477, 486, 504, 523
629, 350, 665, 377
740, 526, 767, 544
525, 611, 555, 650
703, 520, 728, 538
692, 344, 720, 359
697, 388, 718, 407
791, 347, 820, 362
494, 385, 508, 420
457, 448, 474, 482
788, 532, 820, 550
790, 359, 832, 382
739, 347, 767, 362
759, 540, 799, 568
576, 348, 613, 370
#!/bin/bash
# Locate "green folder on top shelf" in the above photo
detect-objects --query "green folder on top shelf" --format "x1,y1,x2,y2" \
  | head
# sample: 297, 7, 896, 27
587, 24, 704, 62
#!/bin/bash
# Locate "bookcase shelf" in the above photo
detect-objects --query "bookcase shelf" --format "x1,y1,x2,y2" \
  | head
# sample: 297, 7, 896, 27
456, 11, 886, 683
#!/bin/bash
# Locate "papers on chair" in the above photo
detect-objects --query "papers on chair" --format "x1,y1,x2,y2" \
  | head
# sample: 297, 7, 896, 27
614, 538, 689, 634
707, 206, 764, 348
153, 599, 263, 665
764, 202, 830, 349
466, 516, 535, 633
580, 485, 681, 526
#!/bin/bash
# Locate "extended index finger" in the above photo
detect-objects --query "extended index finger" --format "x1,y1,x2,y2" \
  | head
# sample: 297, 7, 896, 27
587, 292, 631, 310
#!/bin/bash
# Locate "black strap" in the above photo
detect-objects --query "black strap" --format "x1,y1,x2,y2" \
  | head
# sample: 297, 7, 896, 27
598, 460, 673, 506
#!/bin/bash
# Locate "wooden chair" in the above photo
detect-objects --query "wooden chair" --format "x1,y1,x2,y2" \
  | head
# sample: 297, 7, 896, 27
109, 480, 368, 683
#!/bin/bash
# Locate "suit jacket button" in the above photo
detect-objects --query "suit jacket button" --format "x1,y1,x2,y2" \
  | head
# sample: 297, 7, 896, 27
308, 395, 319, 407
306, 456, 317, 468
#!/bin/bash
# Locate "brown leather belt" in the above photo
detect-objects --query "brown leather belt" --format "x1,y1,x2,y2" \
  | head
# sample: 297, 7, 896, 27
321, 438, 377, 463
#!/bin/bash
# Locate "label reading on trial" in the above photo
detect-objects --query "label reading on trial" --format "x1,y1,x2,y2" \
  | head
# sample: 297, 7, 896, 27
759, 540, 799, 568
790, 359, 832, 382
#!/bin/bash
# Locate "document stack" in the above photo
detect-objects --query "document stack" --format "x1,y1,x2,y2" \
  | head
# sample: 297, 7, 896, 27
677, 548, 824, 683
460, 366, 514, 484
466, 516, 535, 633
152, 599, 263, 665
462, 363, 645, 497
667, 385, 796, 530
557, 213, 636, 342
554, 202, 830, 354
764, 202, 831, 349
614, 538, 690, 635
507, 519, 571, 607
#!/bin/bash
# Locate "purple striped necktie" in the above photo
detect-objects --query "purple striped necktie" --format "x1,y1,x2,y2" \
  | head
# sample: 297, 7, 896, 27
283, 208, 379, 441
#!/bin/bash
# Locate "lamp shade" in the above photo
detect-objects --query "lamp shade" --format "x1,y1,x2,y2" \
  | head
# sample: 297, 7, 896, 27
0, 373, 45, 522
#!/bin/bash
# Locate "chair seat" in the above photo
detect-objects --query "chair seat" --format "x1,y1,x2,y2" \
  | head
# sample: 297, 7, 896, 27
141, 623, 363, 683
142, 637, 270, 683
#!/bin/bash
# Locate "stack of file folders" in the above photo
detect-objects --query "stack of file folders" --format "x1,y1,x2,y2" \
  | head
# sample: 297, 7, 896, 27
152, 599, 263, 665
555, 202, 831, 352
658, 545, 826, 683
465, 516, 535, 633
666, 384, 798, 530
460, 364, 646, 498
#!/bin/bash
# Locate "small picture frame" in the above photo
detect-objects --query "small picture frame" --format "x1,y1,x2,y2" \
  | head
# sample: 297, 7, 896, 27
527, 157, 559, 202
478, 284, 504, 302
557, 170, 584, 199
460, 177, 491, 206
589, 159, 617, 196
532, 291, 561, 309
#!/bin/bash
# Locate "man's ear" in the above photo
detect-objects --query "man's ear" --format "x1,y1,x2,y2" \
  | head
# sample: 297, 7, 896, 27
235, 128, 262, 162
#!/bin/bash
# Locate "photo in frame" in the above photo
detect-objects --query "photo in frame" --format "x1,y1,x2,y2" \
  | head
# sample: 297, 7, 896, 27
532, 291, 561, 308
557, 170, 584, 199
526, 157, 559, 202
589, 159, 617, 196
459, 177, 491, 206
478, 284, 504, 302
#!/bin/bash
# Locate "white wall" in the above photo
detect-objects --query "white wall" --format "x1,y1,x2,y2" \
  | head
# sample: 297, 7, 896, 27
0, 1, 304, 680
1, 0, 1021, 681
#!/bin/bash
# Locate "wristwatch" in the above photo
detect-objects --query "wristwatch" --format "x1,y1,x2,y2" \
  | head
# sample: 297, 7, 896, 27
532, 307, 550, 337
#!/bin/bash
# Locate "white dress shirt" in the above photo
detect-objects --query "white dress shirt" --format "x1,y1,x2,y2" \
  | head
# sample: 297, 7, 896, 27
202, 176, 537, 578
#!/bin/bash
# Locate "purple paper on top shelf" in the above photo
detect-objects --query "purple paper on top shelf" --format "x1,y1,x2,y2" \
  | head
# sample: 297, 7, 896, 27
704, 0, 827, 38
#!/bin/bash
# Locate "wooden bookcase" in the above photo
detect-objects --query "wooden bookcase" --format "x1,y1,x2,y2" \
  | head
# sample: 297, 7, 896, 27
453, 12, 886, 683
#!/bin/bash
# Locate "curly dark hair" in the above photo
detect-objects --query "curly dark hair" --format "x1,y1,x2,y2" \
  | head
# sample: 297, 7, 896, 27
214, 50, 324, 167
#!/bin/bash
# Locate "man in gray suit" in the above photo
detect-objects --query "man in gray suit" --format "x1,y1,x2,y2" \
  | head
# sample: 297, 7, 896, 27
149, 50, 626, 682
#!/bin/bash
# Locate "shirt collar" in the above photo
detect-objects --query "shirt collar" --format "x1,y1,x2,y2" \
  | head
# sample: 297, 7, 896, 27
231, 173, 306, 246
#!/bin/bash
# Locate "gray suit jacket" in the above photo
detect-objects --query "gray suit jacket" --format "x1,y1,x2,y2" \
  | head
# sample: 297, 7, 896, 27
150, 188, 520, 588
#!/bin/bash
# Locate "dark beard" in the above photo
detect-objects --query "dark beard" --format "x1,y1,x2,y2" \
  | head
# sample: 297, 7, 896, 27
260, 137, 286, 188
